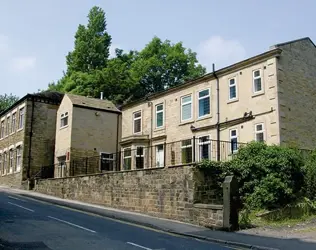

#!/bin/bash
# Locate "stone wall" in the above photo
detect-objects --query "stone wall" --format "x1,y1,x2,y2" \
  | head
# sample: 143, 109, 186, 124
35, 166, 225, 228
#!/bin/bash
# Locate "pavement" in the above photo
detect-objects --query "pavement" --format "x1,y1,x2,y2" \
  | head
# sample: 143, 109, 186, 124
1, 186, 316, 250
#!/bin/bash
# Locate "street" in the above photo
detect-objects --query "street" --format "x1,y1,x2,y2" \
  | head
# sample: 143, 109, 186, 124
0, 191, 232, 250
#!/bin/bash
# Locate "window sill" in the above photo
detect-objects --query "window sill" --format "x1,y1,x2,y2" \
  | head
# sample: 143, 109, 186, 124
10, 132, 15, 136
60, 125, 69, 130
179, 120, 195, 126
252, 92, 265, 98
17, 128, 23, 132
196, 115, 212, 122
154, 127, 165, 132
227, 98, 239, 104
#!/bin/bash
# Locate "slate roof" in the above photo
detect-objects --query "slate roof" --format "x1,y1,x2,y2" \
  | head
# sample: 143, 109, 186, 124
66, 94, 120, 113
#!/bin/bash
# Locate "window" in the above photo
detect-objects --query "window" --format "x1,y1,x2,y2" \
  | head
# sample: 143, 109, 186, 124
16, 146, 22, 172
6, 116, 10, 136
133, 111, 142, 133
18, 107, 25, 130
3, 152, 7, 175
156, 144, 164, 168
181, 139, 193, 164
0, 120, 4, 139
123, 148, 132, 170
100, 153, 114, 171
229, 78, 237, 100
181, 95, 192, 121
155, 104, 164, 128
198, 89, 210, 118
135, 146, 144, 169
11, 112, 16, 134
60, 112, 69, 128
198, 136, 211, 161
9, 150, 13, 174
253, 70, 262, 93
230, 129, 238, 154
255, 123, 265, 142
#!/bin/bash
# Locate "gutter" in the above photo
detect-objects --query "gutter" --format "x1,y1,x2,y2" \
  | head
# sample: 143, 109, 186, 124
27, 96, 35, 179
213, 64, 221, 161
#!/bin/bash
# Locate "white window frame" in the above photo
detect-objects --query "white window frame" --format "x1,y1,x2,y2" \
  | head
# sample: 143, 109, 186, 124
255, 123, 265, 142
230, 129, 238, 154
6, 116, 10, 137
123, 147, 132, 170
100, 152, 115, 171
133, 111, 142, 134
155, 103, 164, 128
60, 112, 69, 128
135, 146, 145, 169
228, 77, 237, 100
253, 69, 263, 93
16, 146, 22, 172
198, 89, 211, 118
155, 144, 164, 168
0, 153, 2, 176
197, 135, 211, 161
181, 94, 193, 122
181, 139, 193, 164
0, 120, 4, 139
2, 151, 7, 175
18, 107, 25, 130
11, 112, 16, 134
9, 149, 13, 174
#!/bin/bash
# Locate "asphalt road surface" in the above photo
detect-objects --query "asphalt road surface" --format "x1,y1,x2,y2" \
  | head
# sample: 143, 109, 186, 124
0, 191, 233, 250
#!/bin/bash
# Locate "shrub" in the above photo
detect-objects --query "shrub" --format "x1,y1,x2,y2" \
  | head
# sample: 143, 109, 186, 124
198, 142, 305, 210
304, 150, 316, 200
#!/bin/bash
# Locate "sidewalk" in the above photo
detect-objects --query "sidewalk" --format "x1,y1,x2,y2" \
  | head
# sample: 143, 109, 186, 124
1, 185, 316, 250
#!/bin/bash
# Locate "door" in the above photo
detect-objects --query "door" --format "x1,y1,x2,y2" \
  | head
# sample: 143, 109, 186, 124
156, 144, 164, 167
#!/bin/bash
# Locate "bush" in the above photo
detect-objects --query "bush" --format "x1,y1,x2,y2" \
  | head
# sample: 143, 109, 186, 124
198, 142, 305, 210
304, 150, 316, 200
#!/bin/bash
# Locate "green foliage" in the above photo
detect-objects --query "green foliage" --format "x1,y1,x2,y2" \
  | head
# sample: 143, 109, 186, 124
0, 94, 19, 112
198, 142, 305, 210
303, 150, 316, 200
48, 6, 206, 105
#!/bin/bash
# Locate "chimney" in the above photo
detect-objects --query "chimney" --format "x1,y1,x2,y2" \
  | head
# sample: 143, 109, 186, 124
100, 92, 104, 100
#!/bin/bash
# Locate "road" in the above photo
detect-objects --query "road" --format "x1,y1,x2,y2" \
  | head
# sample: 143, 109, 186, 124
0, 191, 233, 250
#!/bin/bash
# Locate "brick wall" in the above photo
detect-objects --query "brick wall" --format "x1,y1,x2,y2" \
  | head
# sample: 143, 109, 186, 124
35, 166, 224, 228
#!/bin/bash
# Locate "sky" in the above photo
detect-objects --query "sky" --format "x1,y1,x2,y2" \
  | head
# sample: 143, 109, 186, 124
0, 0, 315, 97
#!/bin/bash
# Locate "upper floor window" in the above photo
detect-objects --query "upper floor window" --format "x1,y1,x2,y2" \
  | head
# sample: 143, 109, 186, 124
253, 70, 262, 93
6, 116, 10, 136
255, 123, 265, 142
11, 112, 16, 134
18, 107, 25, 130
60, 112, 69, 128
230, 129, 238, 154
0, 120, 4, 139
198, 89, 210, 118
229, 78, 237, 100
133, 111, 142, 133
155, 104, 164, 128
181, 95, 192, 121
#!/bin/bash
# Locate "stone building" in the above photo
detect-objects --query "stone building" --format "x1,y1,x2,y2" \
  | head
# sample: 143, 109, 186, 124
0, 92, 63, 187
120, 37, 316, 169
54, 94, 121, 177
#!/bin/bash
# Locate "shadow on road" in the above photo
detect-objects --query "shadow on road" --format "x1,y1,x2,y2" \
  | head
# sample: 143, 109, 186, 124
0, 238, 51, 250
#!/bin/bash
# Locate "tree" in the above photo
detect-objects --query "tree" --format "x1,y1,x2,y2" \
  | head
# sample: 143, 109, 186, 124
129, 37, 206, 99
0, 94, 19, 112
66, 6, 111, 74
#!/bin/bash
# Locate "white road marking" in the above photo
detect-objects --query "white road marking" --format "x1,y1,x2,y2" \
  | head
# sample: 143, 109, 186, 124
48, 216, 96, 233
127, 242, 153, 250
7, 202, 34, 212
8, 195, 27, 202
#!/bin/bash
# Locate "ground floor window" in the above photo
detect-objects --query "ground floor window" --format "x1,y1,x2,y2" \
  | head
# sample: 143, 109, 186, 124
255, 123, 265, 142
181, 139, 193, 164
155, 144, 164, 167
15, 146, 22, 172
198, 136, 211, 161
100, 152, 114, 171
0, 154, 2, 175
230, 129, 238, 154
3, 152, 7, 175
123, 148, 132, 170
135, 146, 144, 169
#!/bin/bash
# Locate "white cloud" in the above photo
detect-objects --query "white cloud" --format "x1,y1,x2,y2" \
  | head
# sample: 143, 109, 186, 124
10, 57, 36, 72
197, 36, 247, 71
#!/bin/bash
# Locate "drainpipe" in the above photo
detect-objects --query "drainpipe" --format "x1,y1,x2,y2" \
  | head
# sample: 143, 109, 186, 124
27, 96, 35, 179
149, 101, 153, 168
116, 113, 120, 171
213, 63, 221, 161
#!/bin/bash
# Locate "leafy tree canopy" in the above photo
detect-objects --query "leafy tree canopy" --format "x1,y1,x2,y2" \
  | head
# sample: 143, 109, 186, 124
0, 94, 19, 112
